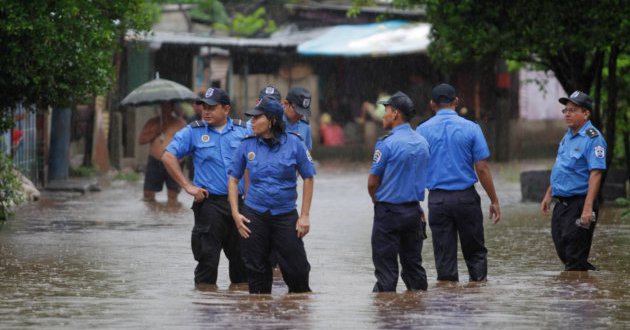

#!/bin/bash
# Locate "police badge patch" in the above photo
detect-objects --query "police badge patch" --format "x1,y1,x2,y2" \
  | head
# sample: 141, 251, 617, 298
265, 86, 275, 94
247, 152, 256, 161
205, 88, 214, 98
594, 145, 605, 159
303, 98, 311, 108
201, 134, 210, 142
570, 91, 580, 98
373, 149, 382, 163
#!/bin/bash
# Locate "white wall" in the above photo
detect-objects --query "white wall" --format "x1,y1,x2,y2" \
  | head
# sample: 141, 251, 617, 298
518, 69, 566, 120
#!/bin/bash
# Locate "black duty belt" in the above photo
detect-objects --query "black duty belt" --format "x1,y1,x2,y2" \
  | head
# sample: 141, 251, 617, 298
554, 195, 586, 206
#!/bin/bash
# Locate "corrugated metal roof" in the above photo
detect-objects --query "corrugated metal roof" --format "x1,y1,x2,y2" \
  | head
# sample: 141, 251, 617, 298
297, 21, 431, 57
127, 26, 331, 50
127, 21, 431, 57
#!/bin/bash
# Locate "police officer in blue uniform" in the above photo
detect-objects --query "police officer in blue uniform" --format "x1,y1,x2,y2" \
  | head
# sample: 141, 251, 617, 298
368, 91, 430, 292
228, 97, 316, 294
417, 83, 501, 282
540, 91, 606, 271
162, 87, 249, 287
283, 87, 313, 150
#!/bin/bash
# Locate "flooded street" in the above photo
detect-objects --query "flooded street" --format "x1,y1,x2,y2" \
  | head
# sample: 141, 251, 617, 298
1, 163, 629, 329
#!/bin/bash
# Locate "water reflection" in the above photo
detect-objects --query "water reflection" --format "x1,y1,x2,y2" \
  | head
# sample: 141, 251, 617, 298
193, 291, 313, 328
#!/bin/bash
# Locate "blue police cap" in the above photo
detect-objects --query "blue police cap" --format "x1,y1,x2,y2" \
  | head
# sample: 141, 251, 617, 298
378, 91, 415, 117
286, 87, 312, 117
245, 97, 284, 117
559, 90, 593, 111
431, 83, 456, 103
258, 85, 282, 102
196, 87, 230, 106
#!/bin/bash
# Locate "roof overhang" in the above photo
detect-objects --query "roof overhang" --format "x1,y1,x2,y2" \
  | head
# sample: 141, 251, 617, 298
127, 20, 431, 58
297, 21, 431, 57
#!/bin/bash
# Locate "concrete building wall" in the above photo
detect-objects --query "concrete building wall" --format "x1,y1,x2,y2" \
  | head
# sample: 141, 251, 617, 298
519, 69, 565, 120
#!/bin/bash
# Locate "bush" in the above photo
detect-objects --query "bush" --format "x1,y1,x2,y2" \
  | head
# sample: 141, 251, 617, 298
0, 152, 24, 220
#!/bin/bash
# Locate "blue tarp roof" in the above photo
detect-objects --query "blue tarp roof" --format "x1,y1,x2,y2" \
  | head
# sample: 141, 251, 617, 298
297, 21, 431, 57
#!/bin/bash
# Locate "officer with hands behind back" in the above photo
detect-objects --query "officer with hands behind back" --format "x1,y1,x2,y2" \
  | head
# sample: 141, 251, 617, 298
368, 91, 430, 292
162, 87, 249, 288
540, 91, 606, 271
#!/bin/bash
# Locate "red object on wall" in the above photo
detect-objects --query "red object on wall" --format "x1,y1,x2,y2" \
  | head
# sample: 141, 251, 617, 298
320, 124, 345, 146
496, 72, 511, 89
11, 128, 23, 146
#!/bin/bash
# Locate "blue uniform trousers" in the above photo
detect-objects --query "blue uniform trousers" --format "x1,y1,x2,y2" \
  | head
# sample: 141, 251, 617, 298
428, 187, 487, 281
372, 202, 427, 292
240, 205, 311, 294
552, 196, 598, 271
191, 196, 247, 285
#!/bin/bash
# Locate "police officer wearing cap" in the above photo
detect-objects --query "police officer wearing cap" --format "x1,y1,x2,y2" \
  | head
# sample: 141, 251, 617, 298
283, 87, 313, 150
417, 83, 501, 283
368, 91, 430, 292
162, 87, 249, 287
540, 91, 606, 271
228, 97, 316, 294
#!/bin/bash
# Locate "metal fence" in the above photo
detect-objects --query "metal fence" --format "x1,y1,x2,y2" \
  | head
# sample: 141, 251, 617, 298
1, 104, 39, 183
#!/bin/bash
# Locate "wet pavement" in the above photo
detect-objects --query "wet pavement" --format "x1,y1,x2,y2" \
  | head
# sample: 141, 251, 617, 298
1, 162, 629, 329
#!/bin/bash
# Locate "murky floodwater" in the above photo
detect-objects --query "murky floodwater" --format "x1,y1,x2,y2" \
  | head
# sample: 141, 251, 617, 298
1, 163, 629, 329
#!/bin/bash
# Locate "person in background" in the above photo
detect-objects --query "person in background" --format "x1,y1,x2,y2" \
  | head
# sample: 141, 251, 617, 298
138, 101, 186, 203
319, 112, 344, 147
283, 87, 313, 150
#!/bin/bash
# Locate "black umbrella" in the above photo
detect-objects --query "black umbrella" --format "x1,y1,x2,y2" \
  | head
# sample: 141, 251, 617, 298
120, 74, 198, 106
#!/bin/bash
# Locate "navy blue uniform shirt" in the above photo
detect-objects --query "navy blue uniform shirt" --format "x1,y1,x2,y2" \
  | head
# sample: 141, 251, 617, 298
417, 109, 490, 190
550, 121, 607, 197
229, 133, 316, 215
165, 118, 249, 195
371, 123, 430, 203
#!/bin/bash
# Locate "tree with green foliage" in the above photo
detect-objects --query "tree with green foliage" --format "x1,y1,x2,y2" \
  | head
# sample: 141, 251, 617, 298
158, 0, 281, 37
0, 0, 158, 208
213, 7, 277, 37
353, 0, 629, 174
0, 1, 158, 113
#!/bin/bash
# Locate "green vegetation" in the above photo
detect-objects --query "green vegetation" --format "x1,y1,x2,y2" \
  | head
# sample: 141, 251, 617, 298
114, 171, 141, 182
156, 0, 279, 37
213, 7, 277, 37
0, 0, 158, 119
70, 166, 97, 177
615, 197, 630, 219
0, 152, 24, 220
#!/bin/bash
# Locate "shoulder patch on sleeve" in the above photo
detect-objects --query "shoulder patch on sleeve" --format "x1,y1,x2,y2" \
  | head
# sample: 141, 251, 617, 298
585, 128, 599, 138
594, 145, 606, 159
232, 118, 247, 128
190, 120, 204, 128
289, 131, 304, 141
378, 132, 393, 141
242, 134, 256, 141
373, 149, 382, 163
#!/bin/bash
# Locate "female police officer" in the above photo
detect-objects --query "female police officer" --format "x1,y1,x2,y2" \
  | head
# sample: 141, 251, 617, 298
227, 96, 315, 294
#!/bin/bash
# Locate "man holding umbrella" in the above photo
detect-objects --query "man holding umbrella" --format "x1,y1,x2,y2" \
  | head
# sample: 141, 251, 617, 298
138, 101, 186, 203
122, 74, 196, 204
